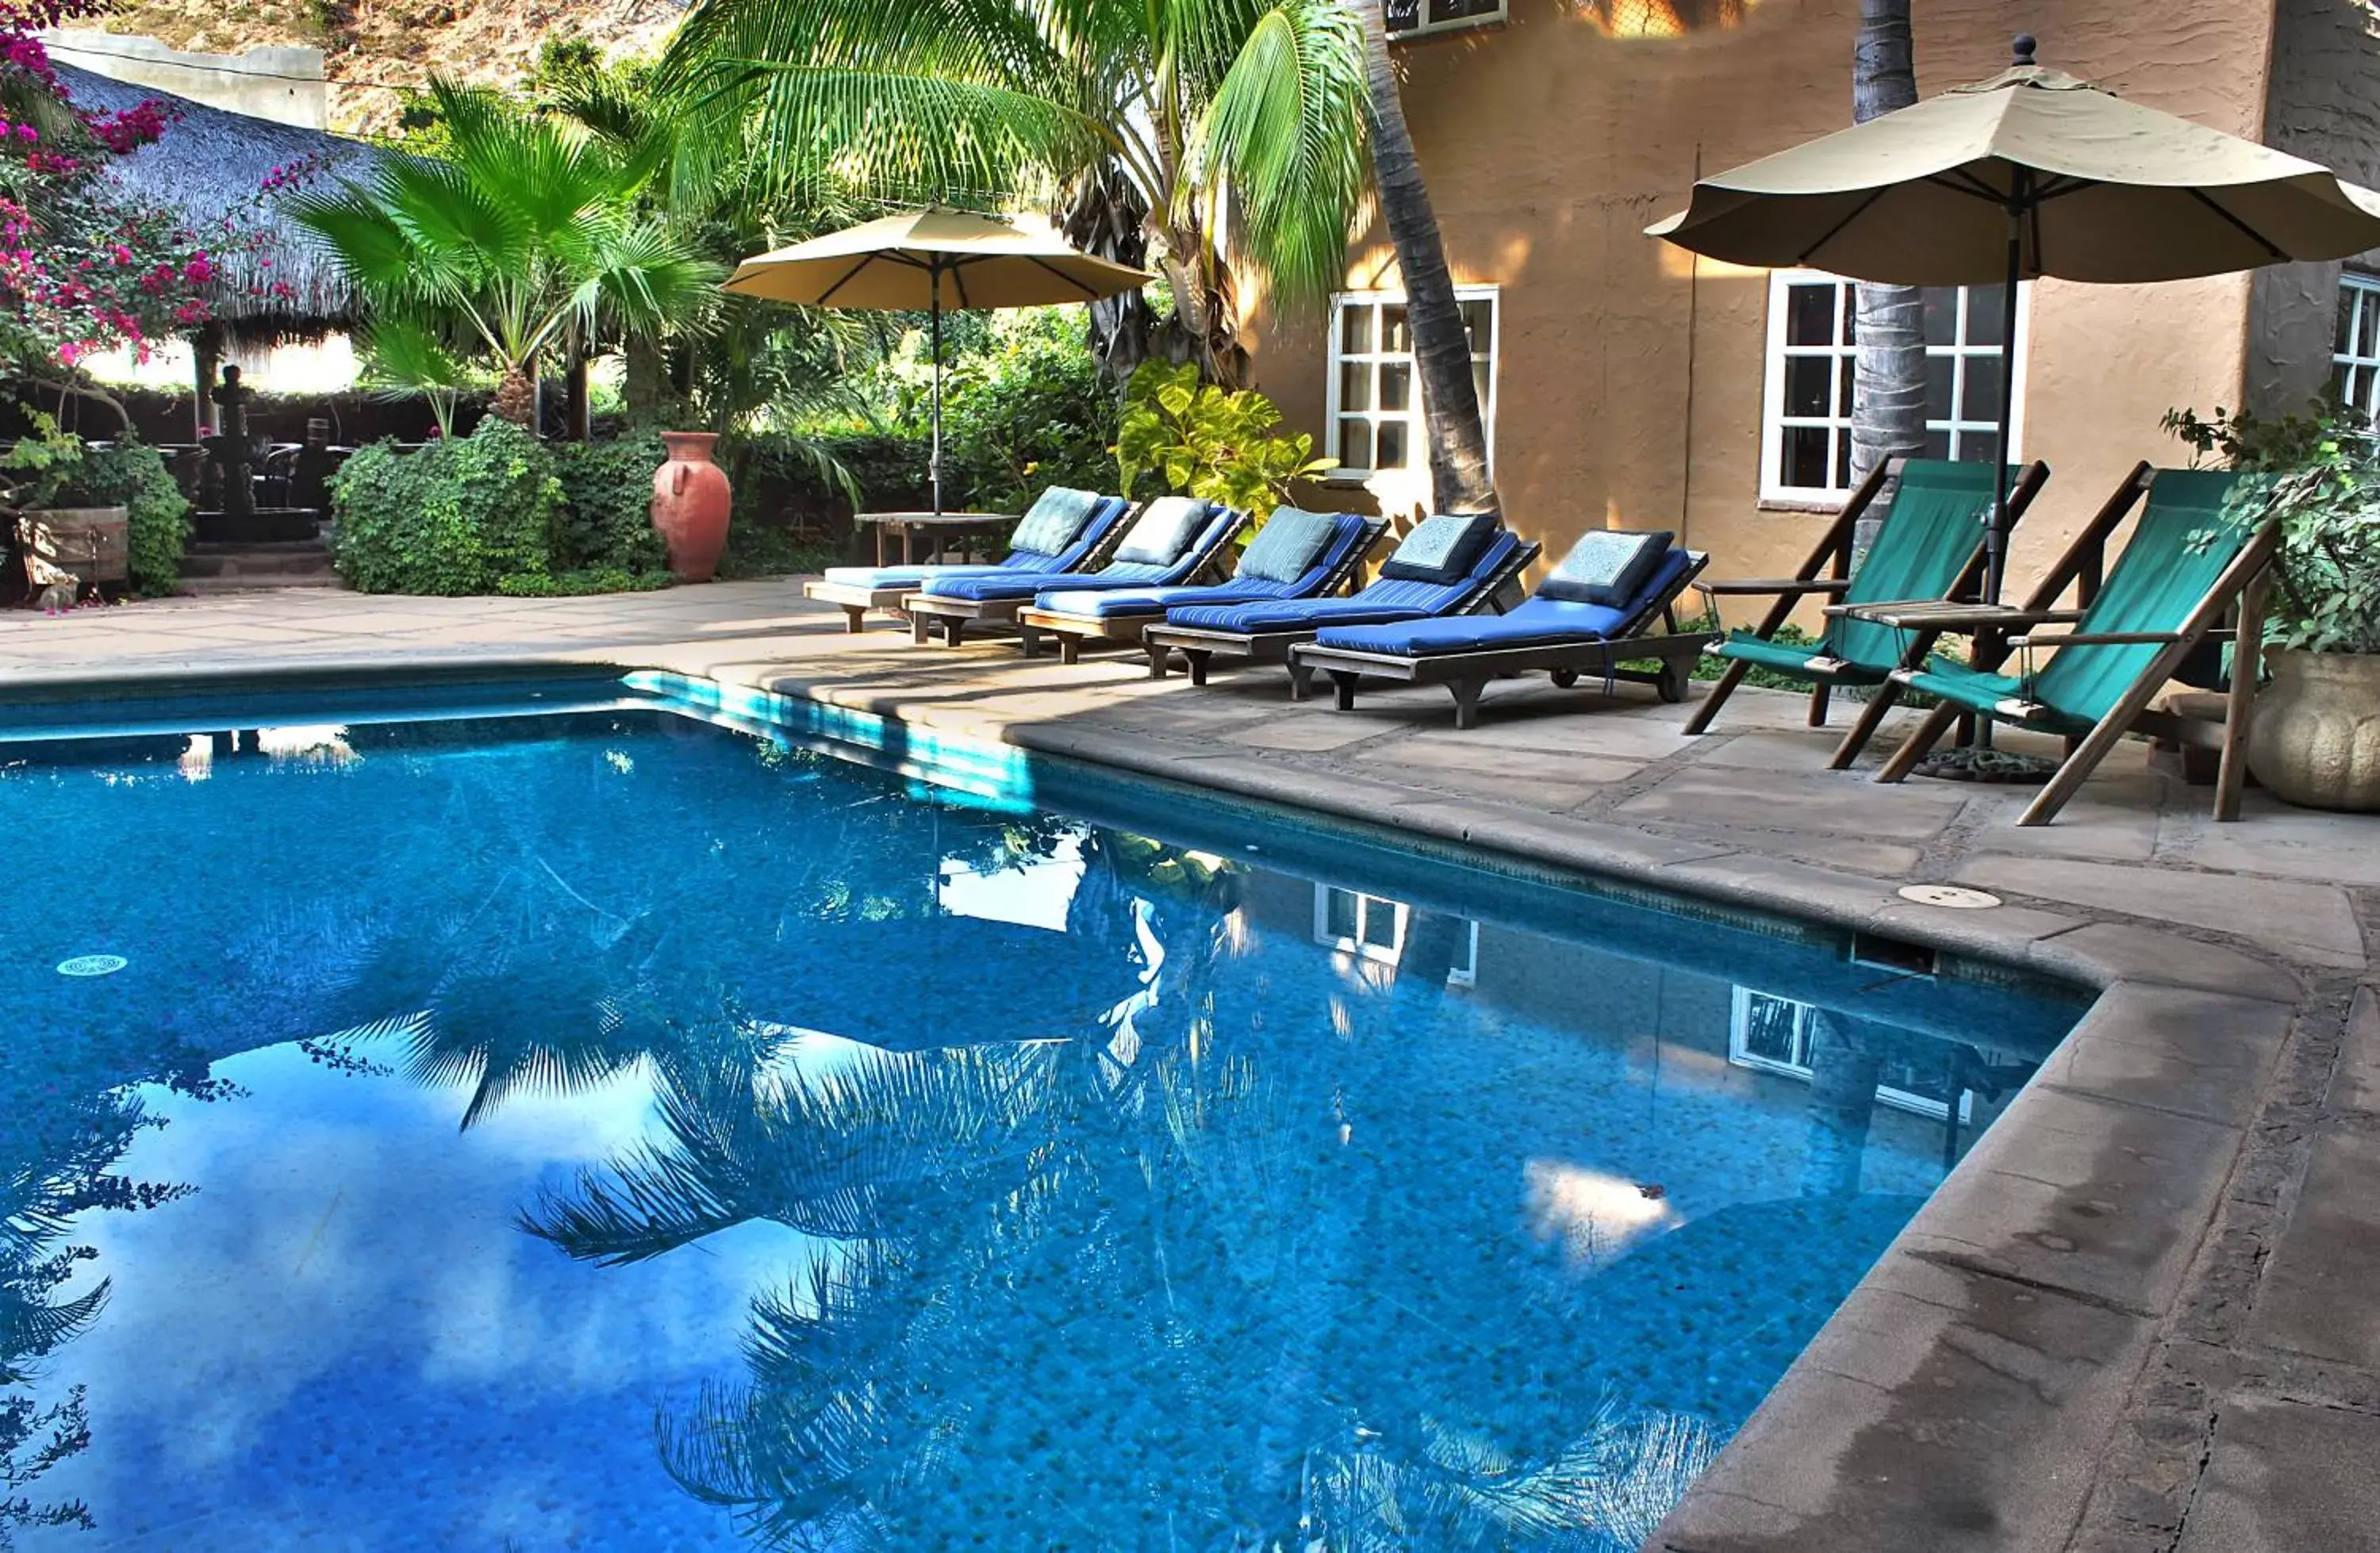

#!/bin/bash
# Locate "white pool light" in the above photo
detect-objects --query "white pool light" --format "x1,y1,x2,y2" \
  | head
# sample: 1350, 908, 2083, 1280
57, 954, 129, 977
1897, 884, 2002, 911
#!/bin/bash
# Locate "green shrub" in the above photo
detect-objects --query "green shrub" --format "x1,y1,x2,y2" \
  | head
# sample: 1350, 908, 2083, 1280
939, 311, 1120, 513
1115, 360, 1333, 516
551, 435, 670, 574
330, 419, 562, 594
716, 523, 839, 581
71, 443, 193, 598
497, 567, 675, 597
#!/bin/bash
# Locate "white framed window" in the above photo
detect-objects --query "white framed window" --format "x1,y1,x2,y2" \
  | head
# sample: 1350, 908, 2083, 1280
1760, 271, 2029, 504
2333, 273, 2380, 419
1727, 988, 1971, 1122
1315, 885, 1478, 986
1327, 287, 1498, 481
1385, 0, 1506, 39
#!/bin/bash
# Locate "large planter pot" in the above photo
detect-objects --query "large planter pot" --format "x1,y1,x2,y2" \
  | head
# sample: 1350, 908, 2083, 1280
651, 432, 732, 583
20, 506, 130, 585
2247, 647, 2380, 812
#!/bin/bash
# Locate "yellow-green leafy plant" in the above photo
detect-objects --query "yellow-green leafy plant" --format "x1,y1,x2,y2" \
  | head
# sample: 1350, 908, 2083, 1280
1114, 360, 1334, 516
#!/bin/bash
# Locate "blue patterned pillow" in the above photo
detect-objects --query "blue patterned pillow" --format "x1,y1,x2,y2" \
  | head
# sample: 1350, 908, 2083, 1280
1111, 497, 1215, 566
1238, 508, 1341, 583
1380, 512, 1499, 584
1008, 487, 1104, 557
1538, 529, 1675, 606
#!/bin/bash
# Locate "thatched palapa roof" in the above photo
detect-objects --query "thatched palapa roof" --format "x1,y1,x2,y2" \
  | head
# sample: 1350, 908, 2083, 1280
53, 61, 393, 345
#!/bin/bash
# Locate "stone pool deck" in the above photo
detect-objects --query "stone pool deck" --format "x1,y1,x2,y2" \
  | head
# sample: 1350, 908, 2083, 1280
8, 581, 2379, 1553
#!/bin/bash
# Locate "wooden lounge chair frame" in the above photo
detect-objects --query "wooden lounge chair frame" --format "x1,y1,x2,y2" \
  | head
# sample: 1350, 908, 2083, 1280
1871, 477, 2279, 826
902, 503, 1247, 647
1141, 539, 1545, 696
1013, 517, 1389, 664
1683, 458, 2052, 765
1289, 551, 1718, 730
804, 497, 1131, 634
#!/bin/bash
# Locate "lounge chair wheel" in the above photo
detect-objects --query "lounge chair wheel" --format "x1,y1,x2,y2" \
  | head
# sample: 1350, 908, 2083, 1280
1657, 659, 1691, 704
1549, 669, 1580, 689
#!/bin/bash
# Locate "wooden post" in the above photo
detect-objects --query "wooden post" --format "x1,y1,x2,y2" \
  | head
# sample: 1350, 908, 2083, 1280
193, 325, 224, 439
2215, 566, 2270, 823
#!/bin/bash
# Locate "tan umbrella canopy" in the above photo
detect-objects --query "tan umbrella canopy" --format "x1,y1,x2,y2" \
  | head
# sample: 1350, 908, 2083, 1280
727, 209, 1152, 513
1650, 33, 2380, 593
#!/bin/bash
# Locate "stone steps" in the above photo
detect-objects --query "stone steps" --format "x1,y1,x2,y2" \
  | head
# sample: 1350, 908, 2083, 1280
178, 541, 345, 592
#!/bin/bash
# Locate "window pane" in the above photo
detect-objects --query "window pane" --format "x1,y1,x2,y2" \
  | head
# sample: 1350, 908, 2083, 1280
1740, 995, 1802, 1064
1339, 362, 1372, 412
1962, 355, 2004, 420
1379, 362, 1412, 412
1925, 355, 1956, 421
1340, 305, 1373, 355
1460, 299, 1493, 347
1361, 898, 1400, 951
1785, 283, 1837, 347
1922, 287, 1960, 347
1925, 428, 1953, 460
1967, 285, 2010, 346
1834, 431, 1852, 489
1338, 418, 1373, 470
2335, 362, 2357, 408
1961, 429, 2002, 466
1840, 292, 1856, 346
1784, 355, 1833, 417
2338, 290, 2363, 357
1382, 305, 1410, 354
1473, 360, 1492, 411
1782, 425, 1830, 490
1837, 355, 1856, 416
1325, 888, 1358, 940
2362, 290, 2380, 359
1376, 420, 1410, 470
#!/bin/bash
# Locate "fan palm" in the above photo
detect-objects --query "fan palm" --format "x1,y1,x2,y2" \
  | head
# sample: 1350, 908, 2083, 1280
291, 79, 722, 425
657, 0, 1372, 382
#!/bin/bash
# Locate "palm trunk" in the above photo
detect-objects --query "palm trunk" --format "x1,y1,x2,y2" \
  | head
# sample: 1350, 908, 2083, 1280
565, 351, 592, 442
1349, 1, 1495, 515
491, 360, 536, 428
1848, 0, 1925, 533
624, 333, 665, 423
1799, 1010, 1882, 1198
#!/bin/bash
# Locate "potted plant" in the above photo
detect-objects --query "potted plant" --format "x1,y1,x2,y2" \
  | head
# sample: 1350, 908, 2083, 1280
3, 416, 128, 605
2167, 405, 2380, 811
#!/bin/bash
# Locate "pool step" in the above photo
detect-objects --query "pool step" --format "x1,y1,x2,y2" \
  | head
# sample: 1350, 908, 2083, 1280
178, 541, 344, 592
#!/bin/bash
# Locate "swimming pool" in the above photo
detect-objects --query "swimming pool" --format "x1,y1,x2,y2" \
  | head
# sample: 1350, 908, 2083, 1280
0, 681, 2082, 1551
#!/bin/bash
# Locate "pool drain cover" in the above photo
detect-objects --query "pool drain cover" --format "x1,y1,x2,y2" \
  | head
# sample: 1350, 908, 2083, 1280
56, 954, 129, 977
1897, 884, 2002, 911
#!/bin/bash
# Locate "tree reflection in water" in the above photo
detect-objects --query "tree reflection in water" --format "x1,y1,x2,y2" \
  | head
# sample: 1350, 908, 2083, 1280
520, 830, 1718, 1551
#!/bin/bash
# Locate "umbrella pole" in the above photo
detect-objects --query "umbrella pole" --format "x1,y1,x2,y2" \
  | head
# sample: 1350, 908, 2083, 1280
1985, 195, 2024, 605
929, 271, 946, 517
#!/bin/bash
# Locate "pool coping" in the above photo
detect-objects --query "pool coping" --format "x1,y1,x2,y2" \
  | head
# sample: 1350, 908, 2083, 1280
6, 651, 2340, 1552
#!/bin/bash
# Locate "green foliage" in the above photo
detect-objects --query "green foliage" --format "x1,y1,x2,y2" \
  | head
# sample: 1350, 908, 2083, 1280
1696, 622, 1821, 692
498, 567, 677, 597
1115, 360, 1334, 514
67, 442, 191, 598
551, 435, 670, 574
0, 416, 190, 596
2166, 403, 2380, 655
716, 524, 840, 581
935, 311, 1119, 513
330, 420, 563, 596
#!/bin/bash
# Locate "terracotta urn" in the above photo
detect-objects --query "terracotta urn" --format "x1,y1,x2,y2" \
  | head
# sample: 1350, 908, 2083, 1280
651, 432, 732, 583
2247, 647, 2380, 812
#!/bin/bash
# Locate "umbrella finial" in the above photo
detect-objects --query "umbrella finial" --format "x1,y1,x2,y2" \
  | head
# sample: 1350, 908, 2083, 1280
2012, 33, 2038, 67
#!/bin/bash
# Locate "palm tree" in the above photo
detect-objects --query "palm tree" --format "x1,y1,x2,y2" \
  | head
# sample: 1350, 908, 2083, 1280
656, 0, 1371, 384
1848, 0, 1925, 512
1345, 0, 1496, 514
291, 79, 721, 427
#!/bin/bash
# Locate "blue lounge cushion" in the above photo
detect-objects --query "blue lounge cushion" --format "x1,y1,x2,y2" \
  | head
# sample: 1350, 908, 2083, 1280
1238, 508, 1342, 584
1313, 548, 1693, 657
1164, 530, 1524, 635
821, 562, 1014, 588
1540, 529, 1675, 605
1008, 487, 1106, 558
1111, 497, 1215, 565
1380, 512, 1499, 584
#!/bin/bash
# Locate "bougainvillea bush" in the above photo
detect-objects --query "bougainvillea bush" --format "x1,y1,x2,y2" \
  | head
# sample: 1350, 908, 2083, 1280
0, 0, 274, 380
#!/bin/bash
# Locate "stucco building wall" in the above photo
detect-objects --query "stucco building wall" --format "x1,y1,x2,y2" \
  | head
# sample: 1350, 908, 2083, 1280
1251, 0, 2286, 617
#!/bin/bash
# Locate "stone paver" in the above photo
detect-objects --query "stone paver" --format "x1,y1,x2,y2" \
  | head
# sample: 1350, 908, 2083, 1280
10, 579, 2380, 1553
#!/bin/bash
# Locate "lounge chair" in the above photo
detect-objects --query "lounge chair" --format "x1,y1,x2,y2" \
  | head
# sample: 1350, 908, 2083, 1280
804, 487, 1131, 633
1682, 458, 2052, 766
1142, 516, 1542, 694
1288, 531, 1715, 728
1013, 508, 1388, 663
1869, 467, 2278, 826
904, 497, 1247, 646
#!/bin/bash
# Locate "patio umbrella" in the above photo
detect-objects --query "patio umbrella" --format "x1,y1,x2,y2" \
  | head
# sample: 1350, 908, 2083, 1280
725, 208, 1154, 514
1649, 33, 2380, 599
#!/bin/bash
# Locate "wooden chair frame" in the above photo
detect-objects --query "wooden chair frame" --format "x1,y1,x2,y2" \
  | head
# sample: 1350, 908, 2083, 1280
1682, 458, 2053, 763
902, 503, 1245, 647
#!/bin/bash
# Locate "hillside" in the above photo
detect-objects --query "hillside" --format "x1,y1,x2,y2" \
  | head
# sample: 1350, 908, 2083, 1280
85, 0, 681, 135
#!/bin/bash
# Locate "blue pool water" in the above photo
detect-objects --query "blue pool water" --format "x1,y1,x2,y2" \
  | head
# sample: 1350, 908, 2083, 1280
0, 687, 2081, 1551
